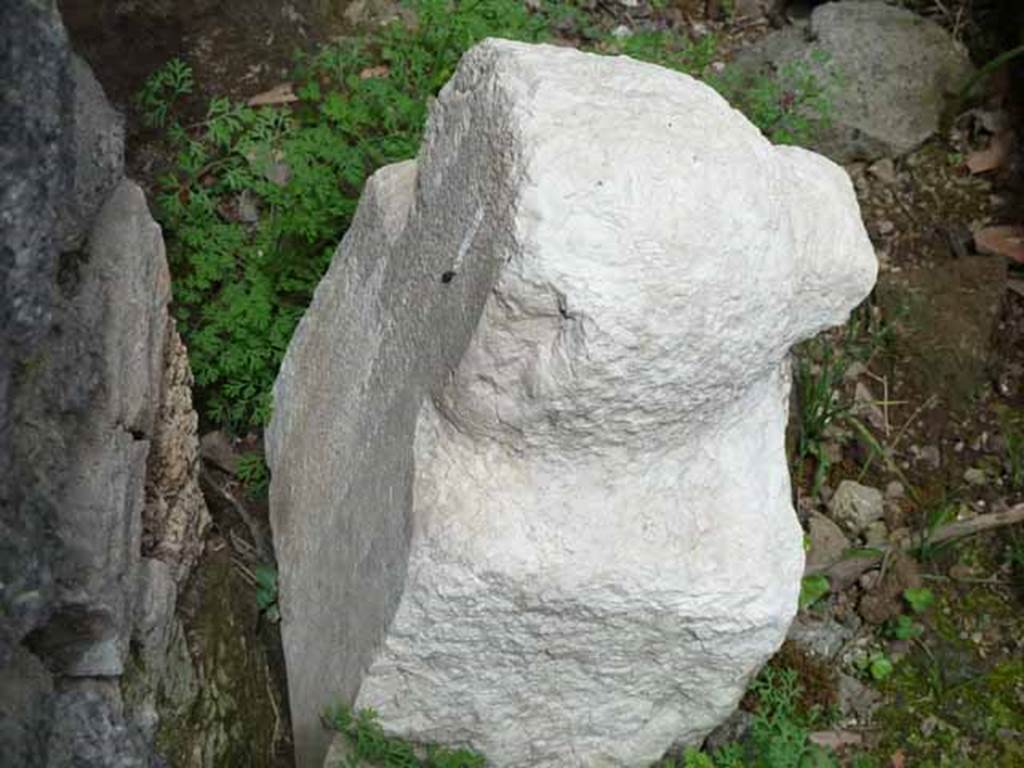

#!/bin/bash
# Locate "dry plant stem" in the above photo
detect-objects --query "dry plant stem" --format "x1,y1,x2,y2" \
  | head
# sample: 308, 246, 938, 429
201, 466, 271, 560
231, 556, 258, 587
229, 527, 259, 561
266, 671, 282, 762
920, 573, 1011, 585
864, 369, 895, 436
805, 503, 1024, 585
891, 394, 938, 454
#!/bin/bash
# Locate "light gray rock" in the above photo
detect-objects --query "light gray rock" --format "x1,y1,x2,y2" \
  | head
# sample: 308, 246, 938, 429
914, 444, 941, 470
853, 381, 885, 430
2, 3, 210, 764
32, 181, 170, 680
737, 2, 973, 161
863, 520, 889, 547
829, 480, 884, 534
964, 467, 987, 486
884, 480, 905, 499
134, 559, 177, 674
807, 511, 851, 571
269, 38, 876, 767
837, 672, 882, 721
787, 615, 853, 661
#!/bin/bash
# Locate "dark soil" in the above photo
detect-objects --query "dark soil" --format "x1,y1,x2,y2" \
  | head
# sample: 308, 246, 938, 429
59, 0, 349, 184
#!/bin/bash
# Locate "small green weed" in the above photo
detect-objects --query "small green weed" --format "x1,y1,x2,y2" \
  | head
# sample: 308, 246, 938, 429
136, 57, 194, 128
794, 339, 849, 494
665, 665, 844, 768
237, 451, 270, 496
709, 51, 838, 146
609, 30, 718, 77
902, 587, 934, 614
254, 563, 280, 623
789, 306, 899, 493
915, 501, 958, 563
746, 666, 834, 767
997, 408, 1024, 491
324, 705, 485, 768
798, 574, 830, 611
853, 650, 893, 683
886, 614, 923, 641
148, 0, 551, 430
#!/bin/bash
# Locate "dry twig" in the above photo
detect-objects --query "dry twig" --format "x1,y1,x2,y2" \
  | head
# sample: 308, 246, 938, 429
806, 503, 1024, 585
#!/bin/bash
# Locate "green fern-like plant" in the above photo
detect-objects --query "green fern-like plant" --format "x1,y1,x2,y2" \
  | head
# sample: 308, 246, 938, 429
136, 57, 193, 128
148, 0, 837, 432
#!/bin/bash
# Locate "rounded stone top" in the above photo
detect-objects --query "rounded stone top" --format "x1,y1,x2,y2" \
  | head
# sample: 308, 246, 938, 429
433, 39, 876, 451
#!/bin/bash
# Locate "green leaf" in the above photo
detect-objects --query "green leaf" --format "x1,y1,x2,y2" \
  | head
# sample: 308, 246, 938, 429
869, 654, 894, 681
799, 574, 830, 610
253, 564, 277, 592
887, 614, 923, 640
903, 587, 935, 614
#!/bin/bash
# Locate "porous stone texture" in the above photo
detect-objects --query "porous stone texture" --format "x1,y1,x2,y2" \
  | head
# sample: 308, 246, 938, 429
143, 327, 211, 584
738, 1, 974, 161
268, 39, 876, 767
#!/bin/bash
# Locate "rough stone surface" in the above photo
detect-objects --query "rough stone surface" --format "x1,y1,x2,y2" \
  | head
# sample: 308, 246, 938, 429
45, 679, 146, 768
1, 2, 70, 696
806, 511, 851, 571
55, 54, 125, 252
837, 672, 882, 721
863, 520, 888, 547
787, 615, 853, 661
133, 559, 178, 675
1, 5, 210, 759
738, 2, 974, 161
25, 180, 170, 680
143, 326, 211, 584
828, 480, 884, 534
269, 39, 876, 767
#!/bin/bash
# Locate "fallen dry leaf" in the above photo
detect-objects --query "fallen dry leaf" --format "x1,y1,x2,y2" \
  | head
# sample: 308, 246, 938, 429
966, 129, 1015, 174
247, 83, 298, 107
809, 729, 864, 750
974, 225, 1024, 263
359, 65, 390, 79
891, 749, 906, 768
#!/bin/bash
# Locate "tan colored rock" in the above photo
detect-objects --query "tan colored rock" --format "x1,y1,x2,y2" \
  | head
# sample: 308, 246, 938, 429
143, 324, 210, 585
807, 512, 851, 571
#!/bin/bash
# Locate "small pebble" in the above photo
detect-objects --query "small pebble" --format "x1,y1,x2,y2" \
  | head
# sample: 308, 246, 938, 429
964, 467, 987, 486
884, 480, 904, 499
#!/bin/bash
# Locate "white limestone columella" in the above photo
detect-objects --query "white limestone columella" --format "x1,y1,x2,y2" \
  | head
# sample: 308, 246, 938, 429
266, 38, 877, 768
